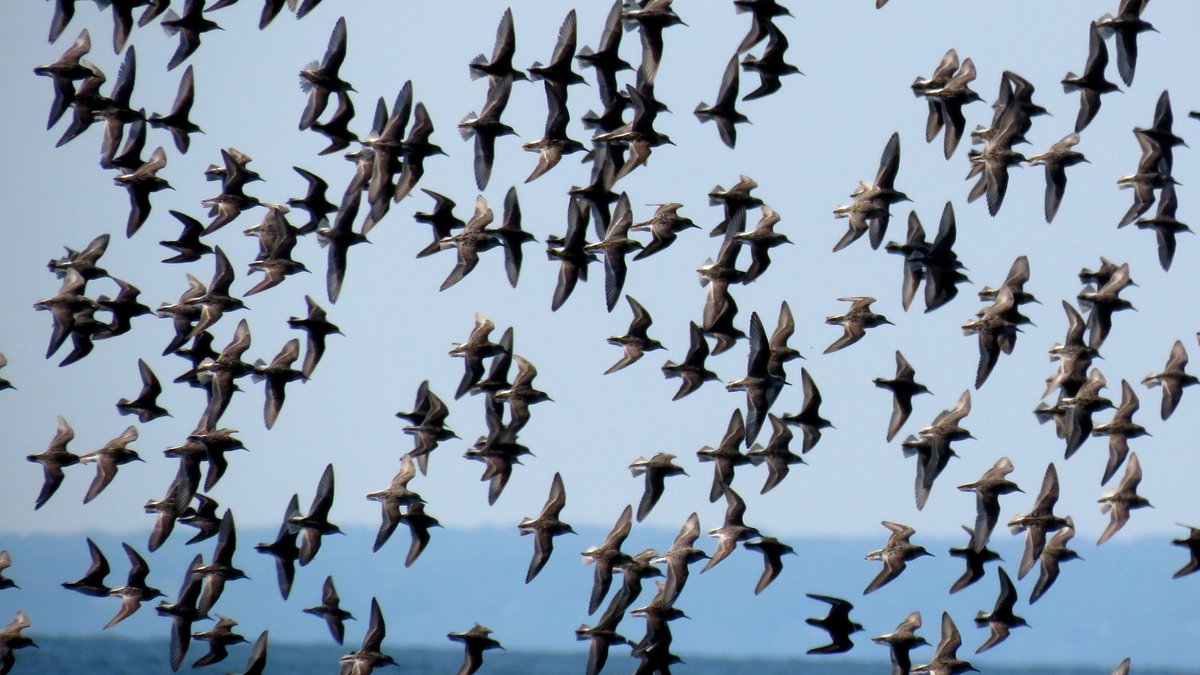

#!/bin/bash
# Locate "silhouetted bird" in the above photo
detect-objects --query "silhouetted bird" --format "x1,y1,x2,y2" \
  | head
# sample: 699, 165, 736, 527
806, 594, 863, 654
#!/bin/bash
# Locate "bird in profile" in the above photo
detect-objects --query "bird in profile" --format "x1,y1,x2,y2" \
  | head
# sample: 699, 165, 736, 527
459, 75, 517, 191
733, 206, 791, 284
747, 413, 804, 494
702, 486, 761, 572
523, 85, 585, 184
1008, 463, 1069, 580
469, 7, 528, 84
584, 193, 643, 312
864, 521, 932, 594
874, 611, 929, 675
575, 610, 632, 675
547, 197, 599, 312
303, 575, 353, 645
874, 350, 931, 442
1096, 0, 1157, 86
780, 368, 832, 453
289, 463, 340, 566
825, 297, 892, 353
448, 623, 503, 675
743, 536, 794, 595
153, 554, 205, 672
1091, 379, 1149, 486
194, 511, 247, 615
605, 295, 664, 375
740, 23, 801, 101
518, 472, 574, 583
956, 456, 1022, 552
115, 361, 169, 423
1028, 133, 1088, 223
912, 612, 976, 674
114, 146, 171, 238
1030, 516, 1080, 604
287, 295, 341, 379
973, 567, 1026, 653
1097, 451, 1152, 545
805, 594, 863, 654
161, 0, 222, 72
833, 132, 907, 251
661, 321, 719, 400
437, 195, 500, 292
581, 505, 633, 615
62, 538, 111, 597
254, 494, 301, 600
148, 65, 201, 153
1142, 339, 1197, 420
337, 597, 395, 675
1062, 22, 1120, 133
905, 390, 973, 510
629, 453, 687, 522
653, 512, 708, 607
1172, 524, 1200, 579
708, 174, 763, 239
948, 526, 1002, 594
623, 0, 688, 87
962, 287, 1022, 389
696, 408, 752, 502
695, 54, 749, 148
26, 415, 80, 510
105, 543, 164, 630
923, 57, 982, 159
1134, 182, 1191, 271
0, 611, 35, 675
79, 425, 142, 504
1078, 262, 1136, 351
298, 16, 352, 130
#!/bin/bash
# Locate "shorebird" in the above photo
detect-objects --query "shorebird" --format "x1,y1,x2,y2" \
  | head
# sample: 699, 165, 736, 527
874, 611, 930, 675
865, 521, 932, 594
805, 594, 863, 654
518, 472, 574, 583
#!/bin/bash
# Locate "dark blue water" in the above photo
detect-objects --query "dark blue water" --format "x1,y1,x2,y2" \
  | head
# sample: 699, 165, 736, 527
11, 638, 1196, 674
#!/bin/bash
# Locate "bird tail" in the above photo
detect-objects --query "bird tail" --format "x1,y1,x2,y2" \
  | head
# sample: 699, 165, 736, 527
161, 10, 181, 36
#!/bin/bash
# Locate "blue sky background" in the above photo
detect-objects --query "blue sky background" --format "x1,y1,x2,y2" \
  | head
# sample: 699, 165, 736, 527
2, 0, 1199, 669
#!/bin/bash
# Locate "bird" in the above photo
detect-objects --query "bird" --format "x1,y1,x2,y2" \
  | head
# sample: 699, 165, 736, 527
1134, 182, 1191, 271
287, 295, 341, 380
194, 510, 247, 615
805, 593, 863, 654
661, 322, 719, 400
0, 611, 35, 675
695, 54, 749, 148
154, 554, 206, 671
583, 192, 643, 312
518, 472, 574, 583
395, 501, 440, 568
911, 612, 976, 674
469, 7, 528, 84
833, 132, 907, 251
956, 456, 1022, 552
79, 425, 142, 504
1028, 132, 1088, 223
652, 512, 708, 607
874, 350, 931, 442
298, 15, 352, 130
581, 505, 633, 615
1096, 0, 1157, 86
629, 453, 688, 522
547, 197, 599, 312
1091, 379, 1149, 486
62, 538, 111, 597
161, 0, 221, 72
447, 623, 503, 675
148, 65, 201, 153
973, 567, 1026, 653
189, 612, 246, 662
104, 543, 164, 630
337, 598, 395, 675
779, 367, 832, 453
1062, 21, 1120, 133
740, 22, 801, 101
1030, 516, 1080, 604
1142, 339, 1197, 420
459, 75, 517, 191
948, 526, 1002, 594
702, 486, 761, 572
825, 297, 892, 353
725, 311, 785, 446
437, 195, 500, 292
1172, 524, 1200, 579
303, 575, 353, 645
229, 630, 268, 675
747, 413, 804, 494
1008, 463, 1069, 580
923, 57, 982, 159
1097, 451, 1152, 545
696, 408, 753, 502
864, 521, 932, 594
605, 295, 664, 375
874, 611, 930, 675
288, 463, 341, 566
743, 536, 795, 594
253, 494, 301, 600
575, 611, 632, 675
114, 146, 171, 238
26, 415, 80, 510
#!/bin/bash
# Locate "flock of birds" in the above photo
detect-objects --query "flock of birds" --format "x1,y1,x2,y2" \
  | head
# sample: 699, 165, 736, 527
3, 0, 1200, 673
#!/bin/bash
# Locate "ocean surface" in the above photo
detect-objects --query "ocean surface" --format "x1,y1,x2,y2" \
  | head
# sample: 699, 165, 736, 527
12, 638, 1198, 674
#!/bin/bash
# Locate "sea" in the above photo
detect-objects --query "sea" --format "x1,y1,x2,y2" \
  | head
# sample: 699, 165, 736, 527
11, 638, 1197, 675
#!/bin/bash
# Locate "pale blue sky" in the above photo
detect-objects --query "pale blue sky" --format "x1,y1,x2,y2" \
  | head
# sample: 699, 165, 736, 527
1, 0, 1199, 668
